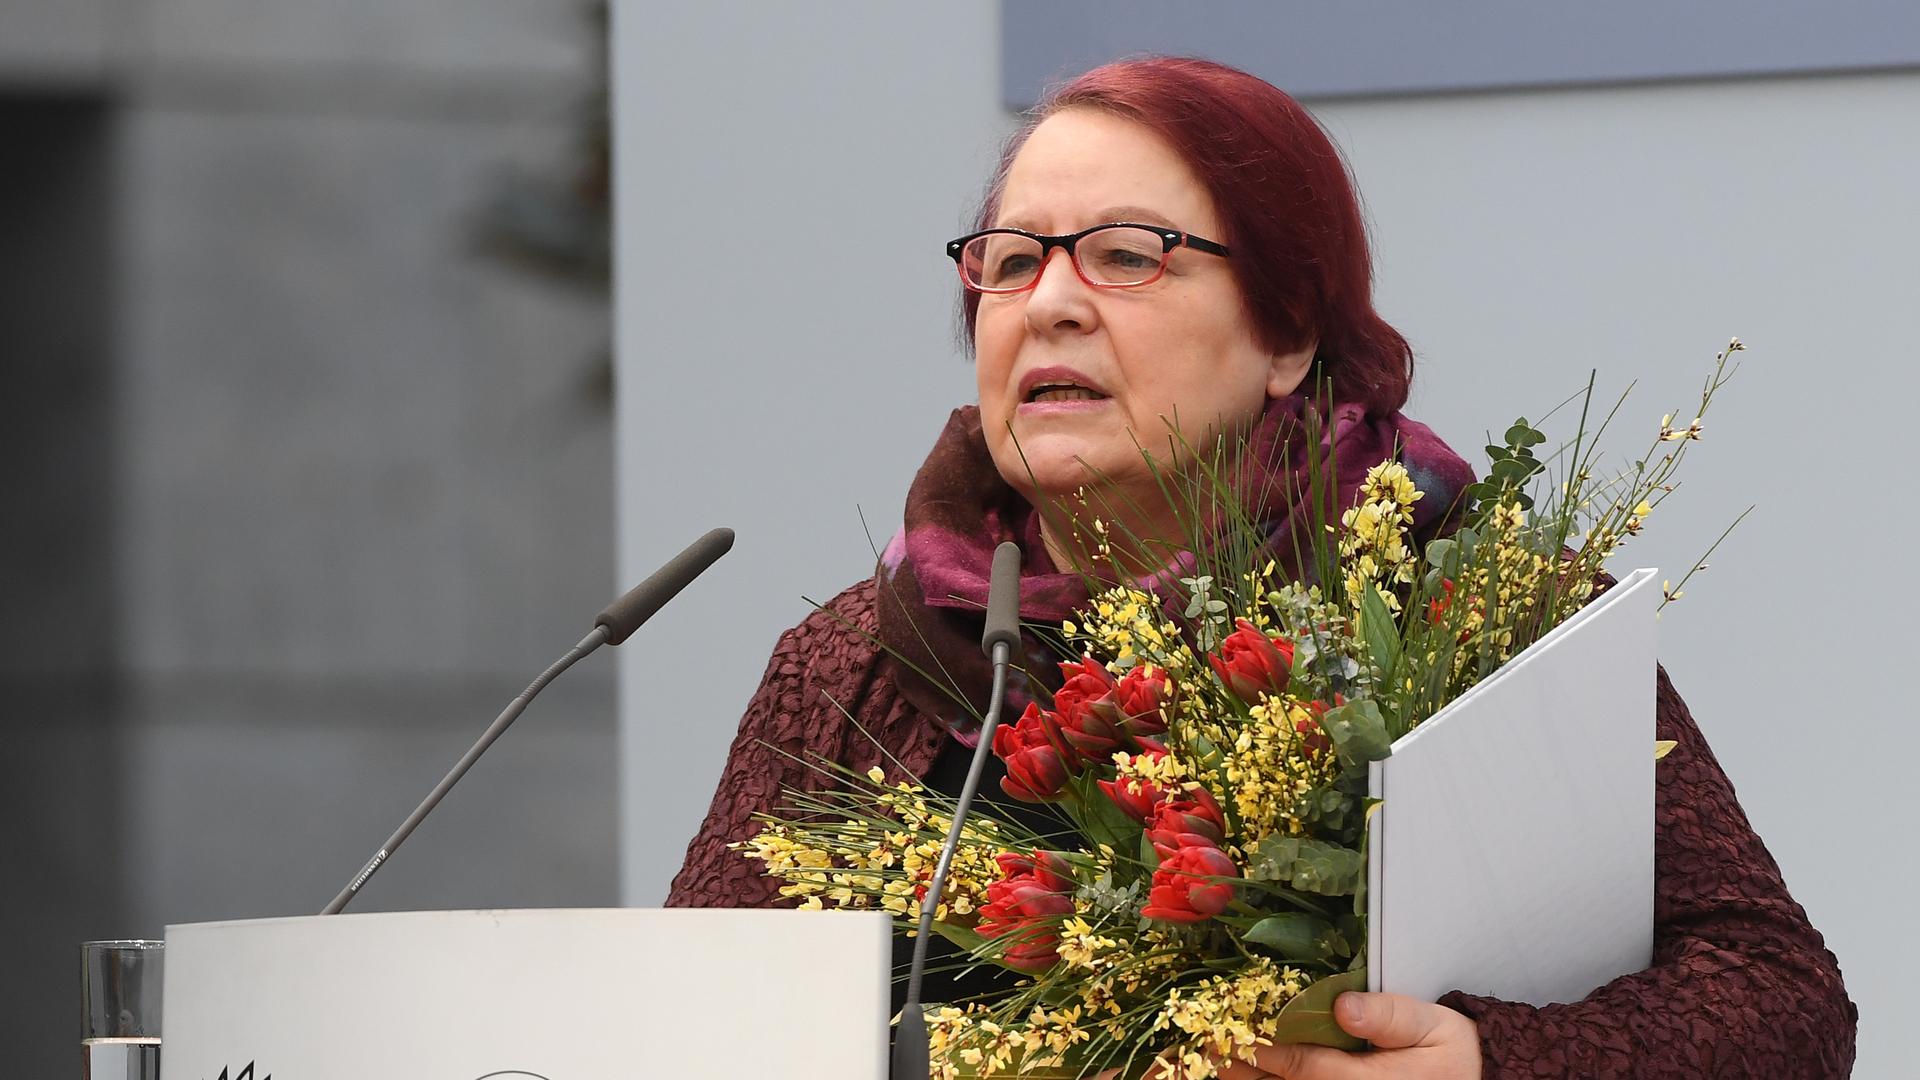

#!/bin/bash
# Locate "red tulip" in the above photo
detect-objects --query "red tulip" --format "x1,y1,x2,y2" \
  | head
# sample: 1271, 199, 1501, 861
1145, 785, 1228, 858
1096, 741, 1176, 824
1113, 663, 1172, 735
976, 851, 1077, 972
1295, 696, 1342, 757
1207, 619, 1295, 704
1141, 842, 1239, 923
993, 703, 1071, 802
1048, 657, 1129, 760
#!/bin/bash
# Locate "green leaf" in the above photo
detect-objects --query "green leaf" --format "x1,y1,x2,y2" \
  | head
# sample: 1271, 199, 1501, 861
1320, 699, 1393, 769
1269, 968, 1368, 1050
1244, 912, 1347, 963
1246, 836, 1365, 895
1297, 782, 1361, 837
1359, 587, 1401, 682
1066, 772, 1143, 857
928, 920, 988, 954
1356, 798, 1381, 917
1188, 732, 1224, 771
1503, 419, 1545, 448
1490, 457, 1535, 486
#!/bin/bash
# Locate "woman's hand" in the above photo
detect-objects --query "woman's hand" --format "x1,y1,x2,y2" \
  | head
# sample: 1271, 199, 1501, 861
1092, 992, 1481, 1080
1216, 993, 1480, 1080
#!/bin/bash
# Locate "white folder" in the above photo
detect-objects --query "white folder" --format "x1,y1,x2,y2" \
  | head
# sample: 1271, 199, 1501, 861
1367, 568, 1660, 1006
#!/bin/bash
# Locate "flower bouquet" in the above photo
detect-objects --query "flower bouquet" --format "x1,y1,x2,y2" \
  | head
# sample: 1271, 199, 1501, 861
738, 344, 1742, 1079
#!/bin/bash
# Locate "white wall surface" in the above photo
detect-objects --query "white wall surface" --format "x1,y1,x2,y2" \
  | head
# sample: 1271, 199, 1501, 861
616, 17, 1908, 1069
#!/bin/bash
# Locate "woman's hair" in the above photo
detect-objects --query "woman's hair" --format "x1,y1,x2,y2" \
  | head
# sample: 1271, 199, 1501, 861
964, 56, 1412, 415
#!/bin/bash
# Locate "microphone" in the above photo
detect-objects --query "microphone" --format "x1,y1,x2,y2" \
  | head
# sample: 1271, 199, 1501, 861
319, 527, 736, 916
893, 540, 1022, 1079
595, 527, 736, 644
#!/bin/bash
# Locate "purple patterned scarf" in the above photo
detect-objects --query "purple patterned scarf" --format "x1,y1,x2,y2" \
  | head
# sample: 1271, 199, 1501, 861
875, 394, 1475, 740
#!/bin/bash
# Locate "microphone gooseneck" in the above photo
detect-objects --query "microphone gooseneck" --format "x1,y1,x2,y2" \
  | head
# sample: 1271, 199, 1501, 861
320, 527, 735, 916
893, 541, 1022, 1079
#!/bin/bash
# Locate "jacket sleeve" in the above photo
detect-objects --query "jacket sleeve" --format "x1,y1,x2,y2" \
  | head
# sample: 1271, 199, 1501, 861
1438, 665, 1857, 1077
665, 581, 917, 909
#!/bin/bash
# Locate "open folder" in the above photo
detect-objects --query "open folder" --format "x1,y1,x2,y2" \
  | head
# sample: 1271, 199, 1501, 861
1367, 567, 1660, 1006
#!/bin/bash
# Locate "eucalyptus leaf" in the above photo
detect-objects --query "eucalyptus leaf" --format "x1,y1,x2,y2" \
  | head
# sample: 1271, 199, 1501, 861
1504, 419, 1534, 444
1491, 457, 1535, 486
1297, 783, 1359, 837
1320, 699, 1393, 768
1247, 835, 1365, 895
1269, 968, 1368, 1050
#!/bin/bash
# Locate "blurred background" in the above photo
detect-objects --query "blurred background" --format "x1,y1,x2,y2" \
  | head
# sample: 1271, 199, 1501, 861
7, 1, 1915, 1075
3, 1, 616, 1073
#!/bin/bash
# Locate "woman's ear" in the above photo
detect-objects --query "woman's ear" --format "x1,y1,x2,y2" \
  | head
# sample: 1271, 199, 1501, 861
1266, 337, 1319, 399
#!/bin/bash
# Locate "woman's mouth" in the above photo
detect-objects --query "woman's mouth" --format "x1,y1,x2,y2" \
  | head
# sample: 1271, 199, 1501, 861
1025, 383, 1109, 404
1018, 367, 1113, 410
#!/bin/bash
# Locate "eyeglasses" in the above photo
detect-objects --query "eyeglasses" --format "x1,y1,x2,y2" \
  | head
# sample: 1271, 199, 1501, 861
946, 222, 1231, 294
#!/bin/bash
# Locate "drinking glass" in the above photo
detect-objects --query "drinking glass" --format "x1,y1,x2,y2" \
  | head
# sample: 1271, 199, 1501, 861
81, 940, 163, 1080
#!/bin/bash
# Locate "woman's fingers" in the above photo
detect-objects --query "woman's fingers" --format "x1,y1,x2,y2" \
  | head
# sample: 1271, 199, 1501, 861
1333, 992, 1465, 1050
1084, 997, 1481, 1080
1242, 1040, 1362, 1079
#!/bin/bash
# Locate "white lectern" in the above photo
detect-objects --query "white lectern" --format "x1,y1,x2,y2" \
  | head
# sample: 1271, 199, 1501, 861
163, 908, 891, 1079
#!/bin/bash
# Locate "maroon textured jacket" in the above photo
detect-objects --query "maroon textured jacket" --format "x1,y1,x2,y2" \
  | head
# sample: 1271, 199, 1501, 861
667, 579, 1857, 1077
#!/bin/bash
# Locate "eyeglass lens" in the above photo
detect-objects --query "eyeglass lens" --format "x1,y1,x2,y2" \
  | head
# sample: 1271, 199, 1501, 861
962, 226, 1167, 290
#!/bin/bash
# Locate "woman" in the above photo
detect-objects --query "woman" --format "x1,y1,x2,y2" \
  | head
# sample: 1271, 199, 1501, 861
667, 57, 1856, 1077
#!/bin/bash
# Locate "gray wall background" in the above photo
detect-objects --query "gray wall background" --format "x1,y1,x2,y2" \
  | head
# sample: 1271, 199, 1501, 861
615, 6, 1911, 1075
3, 2, 618, 1074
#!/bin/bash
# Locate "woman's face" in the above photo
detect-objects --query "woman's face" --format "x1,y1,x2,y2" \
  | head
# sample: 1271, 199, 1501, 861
974, 108, 1315, 530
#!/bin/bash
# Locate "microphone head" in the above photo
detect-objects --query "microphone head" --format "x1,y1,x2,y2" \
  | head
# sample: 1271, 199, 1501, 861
980, 540, 1022, 656
595, 527, 735, 645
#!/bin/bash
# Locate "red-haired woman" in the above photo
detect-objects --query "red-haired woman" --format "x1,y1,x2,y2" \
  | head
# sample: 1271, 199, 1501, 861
669, 57, 1855, 1078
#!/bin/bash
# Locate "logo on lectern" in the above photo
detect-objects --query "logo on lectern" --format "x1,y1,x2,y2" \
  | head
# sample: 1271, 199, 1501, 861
213, 1066, 268, 1080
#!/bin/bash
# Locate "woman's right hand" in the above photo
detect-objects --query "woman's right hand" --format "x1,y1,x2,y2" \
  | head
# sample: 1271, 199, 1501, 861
1084, 990, 1481, 1080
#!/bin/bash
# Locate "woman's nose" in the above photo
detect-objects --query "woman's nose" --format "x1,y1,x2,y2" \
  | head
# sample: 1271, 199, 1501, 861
1023, 248, 1097, 335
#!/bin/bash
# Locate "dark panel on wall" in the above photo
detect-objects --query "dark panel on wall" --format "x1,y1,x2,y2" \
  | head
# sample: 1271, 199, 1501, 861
1002, 1, 1920, 106
0, 92, 122, 1077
